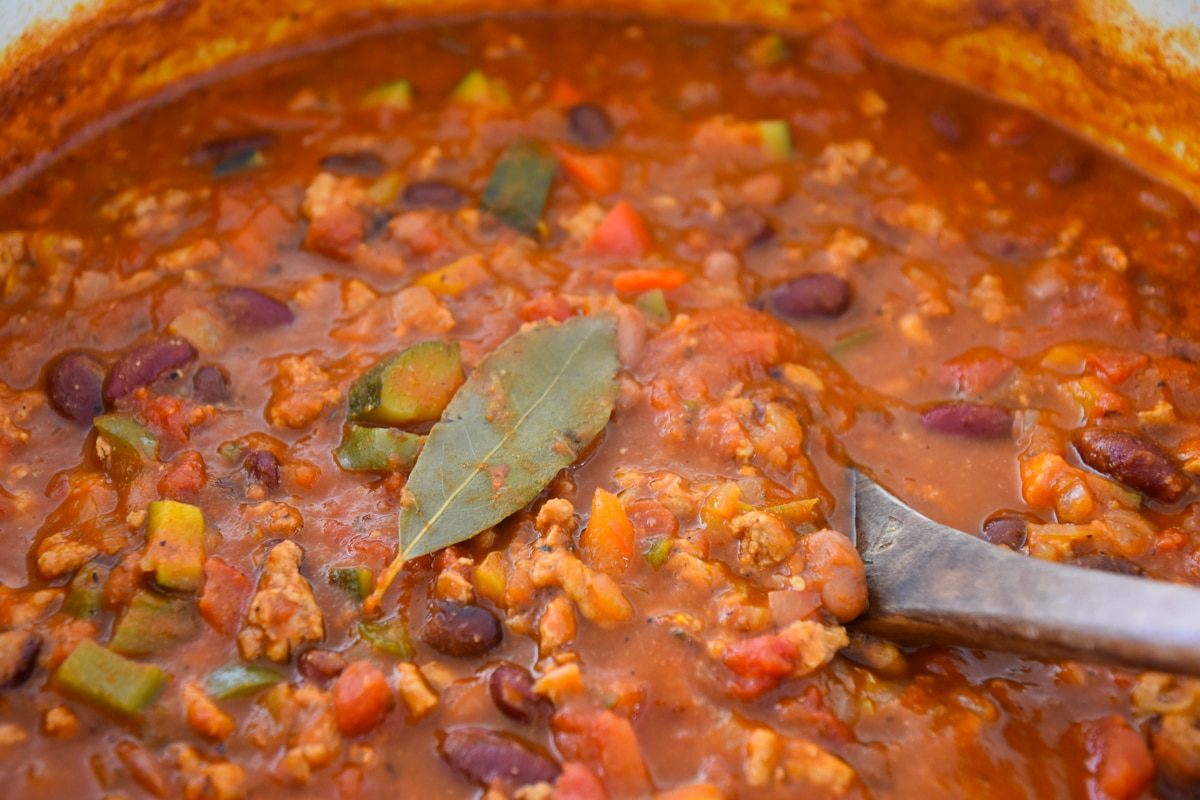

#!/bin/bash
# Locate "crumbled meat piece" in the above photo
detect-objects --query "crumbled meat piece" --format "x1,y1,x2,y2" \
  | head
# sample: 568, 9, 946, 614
175, 745, 249, 800
272, 685, 343, 785
528, 502, 633, 625
538, 594, 577, 654
41, 705, 78, 739
183, 681, 236, 742
810, 140, 875, 185
301, 173, 366, 261
243, 501, 304, 538
390, 286, 454, 338
730, 510, 796, 568
265, 355, 343, 429
156, 238, 222, 272
237, 540, 325, 662
395, 662, 439, 720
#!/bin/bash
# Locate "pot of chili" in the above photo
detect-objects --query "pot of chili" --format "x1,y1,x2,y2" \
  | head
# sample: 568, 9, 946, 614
2, 1, 1200, 798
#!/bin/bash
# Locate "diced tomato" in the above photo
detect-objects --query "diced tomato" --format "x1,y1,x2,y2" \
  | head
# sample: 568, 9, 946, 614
1086, 715, 1155, 800
722, 634, 798, 699
304, 204, 365, 261
579, 488, 635, 576
555, 762, 609, 800
1087, 349, 1149, 384
613, 269, 688, 294
333, 661, 393, 736
334, 765, 364, 799
156, 450, 207, 499
197, 557, 252, 635
556, 145, 623, 195
938, 348, 1015, 395
520, 293, 575, 322
586, 201, 653, 258
229, 202, 293, 268
550, 78, 586, 107
553, 709, 651, 799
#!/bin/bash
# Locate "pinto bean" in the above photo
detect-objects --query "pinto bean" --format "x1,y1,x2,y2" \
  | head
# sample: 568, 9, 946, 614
567, 103, 615, 147
800, 529, 867, 622
217, 287, 295, 330
0, 630, 41, 690
46, 351, 106, 423
103, 336, 198, 404
401, 181, 468, 210
244, 450, 282, 489
420, 601, 502, 658
1073, 427, 1191, 504
920, 401, 1013, 439
191, 365, 230, 404
488, 663, 542, 723
319, 151, 386, 177
439, 727, 561, 789
771, 273, 852, 319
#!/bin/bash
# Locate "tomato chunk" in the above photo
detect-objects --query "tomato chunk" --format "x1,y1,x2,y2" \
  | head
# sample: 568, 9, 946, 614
333, 661, 393, 736
586, 201, 653, 258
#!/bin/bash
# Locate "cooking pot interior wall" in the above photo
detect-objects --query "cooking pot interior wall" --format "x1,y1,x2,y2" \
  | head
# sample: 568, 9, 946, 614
1, 0, 1199, 200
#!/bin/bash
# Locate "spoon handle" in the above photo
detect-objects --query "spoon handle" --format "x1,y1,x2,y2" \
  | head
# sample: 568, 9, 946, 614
852, 470, 1200, 675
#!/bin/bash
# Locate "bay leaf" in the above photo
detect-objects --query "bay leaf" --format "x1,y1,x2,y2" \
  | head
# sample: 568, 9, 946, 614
398, 315, 619, 562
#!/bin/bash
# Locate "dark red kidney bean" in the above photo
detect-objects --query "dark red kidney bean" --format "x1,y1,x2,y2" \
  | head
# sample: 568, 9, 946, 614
103, 336, 199, 404
567, 103, 615, 147
1047, 151, 1091, 185
244, 450, 282, 489
187, 133, 276, 166
1073, 427, 1191, 504
191, 365, 230, 404
298, 648, 347, 683
46, 351, 106, 423
771, 273, 852, 319
401, 181, 468, 210
439, 727, 561, 789
488, 663, 542, 723
929, 106, 966, 145
920, 401, 1013, 439
0, 630, 41, 690
319, 150, 386, 177
1068, 554, 1144, 576
981, 513, 1029, 550
723, 209, 775, 250
420, 601, 502, 658
217, 287, 295, 330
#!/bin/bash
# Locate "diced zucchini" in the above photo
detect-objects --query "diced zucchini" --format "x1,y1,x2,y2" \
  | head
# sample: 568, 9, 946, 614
744, 33, 791, 67
643, 538, 674, 570
757, 120, 792, 160
347, 340, 463, 427
63, 563, 110, 618
635, 289, 670, 322
140, 500, 207, 592
827, 325, 879, 358
335, 425, 424, 472
764, 497, 820, 527
95, 414, 159, 460
54, 639, 167, 716
359, 618, 414, 659
480, 139, 557, 236
109, 590, 200, 656
366, 173, 403, 206
212, 149, 265, 179
361, 79, 413, 110
204, 664, 283, 700
450, 70, 511, 107
330, 567, 376, 602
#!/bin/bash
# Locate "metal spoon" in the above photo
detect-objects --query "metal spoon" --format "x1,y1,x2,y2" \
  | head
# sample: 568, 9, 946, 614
851, 469, 1200, 675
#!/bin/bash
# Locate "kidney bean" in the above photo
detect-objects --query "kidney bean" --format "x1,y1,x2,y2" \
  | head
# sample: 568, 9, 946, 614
0, 630, 41, 690
981, 513, 1029, 550
920, 401, 1013, 439
1047, 151, 1091, 185
1069, 554, 1144, 576
420, 601, 502, 658
771, 273, 852, 319
488, 663, 543, 723
46, 351, 106, 423
191, 365, 230, 404
567, 103, 615, 147
319, 150, 386, 177
298, 648, 348, 683
439, 727, 561, 788
401, 181, 468, 210
1073, 427, 1191, 504
187, 133, 276, 166
929, 106, 967, 145
103, 336, 199, 404
217, 287, 295, 330
244, 450, 281, 489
